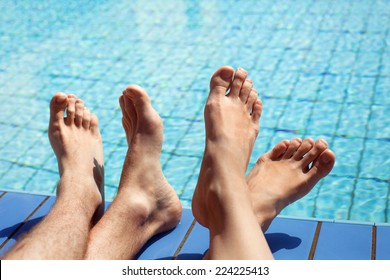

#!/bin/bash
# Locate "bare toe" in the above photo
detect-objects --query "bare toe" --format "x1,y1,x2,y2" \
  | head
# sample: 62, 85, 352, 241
251, 99, 263, 124
82, 107, 91, 129
246, 88, 258, 112
239, 79, 253, 104
209, 66, 235, 96
268, 140, 289, 160
49, 92, 67, 125
90, 114, 100, 135
228, 67, 247, 98
65, 96, 77, 126
283, 138, 302, 159
302, 139, 328, 168
119, 95, 131, 133
120, 94, 136, 140
309, 149, 336, 179
123, 85, 162, 135
123, 85, 151, 110
75, 99, 85, 127
293, 138, 314, 160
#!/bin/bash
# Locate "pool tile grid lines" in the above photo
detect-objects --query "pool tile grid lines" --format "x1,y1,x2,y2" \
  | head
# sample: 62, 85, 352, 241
1, 191, 389, 260
0, 0, 389, 224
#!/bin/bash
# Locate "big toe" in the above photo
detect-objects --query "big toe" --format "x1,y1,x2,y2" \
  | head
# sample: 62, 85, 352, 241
49, 92, 67, 124
310, 149, 335, 178
123, 85, 151, 110
123, 85, 162, 133
209, 66, 234, 96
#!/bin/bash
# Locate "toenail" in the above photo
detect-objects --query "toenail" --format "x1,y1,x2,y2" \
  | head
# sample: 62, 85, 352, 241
319, 139, 328, 145
306, 137, 314, 143
237, 68, 247, 75
220, 70, 233, 82
317, 139, 328, 149
321, 153, 331, 164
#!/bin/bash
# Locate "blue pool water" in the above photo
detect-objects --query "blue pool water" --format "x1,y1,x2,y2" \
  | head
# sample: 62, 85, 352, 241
0, 0, 389, 223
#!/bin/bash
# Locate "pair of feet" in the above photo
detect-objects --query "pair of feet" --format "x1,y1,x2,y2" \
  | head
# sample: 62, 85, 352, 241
48, 66, 335, 259
192, 66, 335, 237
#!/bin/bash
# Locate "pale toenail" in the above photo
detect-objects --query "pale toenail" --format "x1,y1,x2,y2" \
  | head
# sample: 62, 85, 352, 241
293, 138, 302, 144
237, 67, 247, 74
317, 139, 328, 149
306, 138, 314, 144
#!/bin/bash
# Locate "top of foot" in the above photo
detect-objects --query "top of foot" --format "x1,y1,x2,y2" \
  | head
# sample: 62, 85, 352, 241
192, 66, 263, 228
204, 66, 262, 174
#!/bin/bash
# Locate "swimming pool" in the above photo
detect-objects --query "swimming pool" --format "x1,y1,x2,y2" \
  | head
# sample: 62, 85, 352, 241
0, 0, 389, 223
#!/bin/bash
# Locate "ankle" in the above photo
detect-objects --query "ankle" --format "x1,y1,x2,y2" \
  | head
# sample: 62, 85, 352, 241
115, 189, 153, 223
115, 187, 181, 234
56, 176, 102, 210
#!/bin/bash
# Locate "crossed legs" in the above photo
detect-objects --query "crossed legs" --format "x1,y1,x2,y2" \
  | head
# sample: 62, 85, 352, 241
2, 67, 335, 260
191, 66, 335, 259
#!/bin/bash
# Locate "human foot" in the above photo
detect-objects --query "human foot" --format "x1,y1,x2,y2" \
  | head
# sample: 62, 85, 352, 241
192, 66, 262, 228
3, 96, 104, 260
191, 66, 273, 259
117, 85, 182, 234
246, 138, 336, 231
85, 86, 182, 259
48, 93, 104, 218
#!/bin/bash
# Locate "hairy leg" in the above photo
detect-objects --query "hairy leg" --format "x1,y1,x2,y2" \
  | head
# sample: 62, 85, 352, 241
85, 86, 182, 259
3, 93, 103, 259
